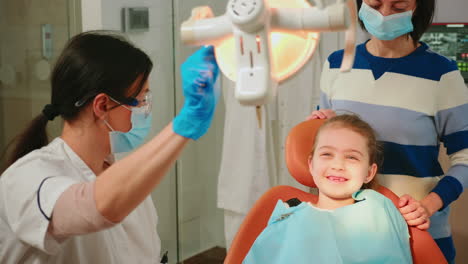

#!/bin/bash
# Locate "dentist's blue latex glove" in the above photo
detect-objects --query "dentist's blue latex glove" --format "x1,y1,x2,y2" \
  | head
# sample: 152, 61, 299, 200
173, 46, 220, 140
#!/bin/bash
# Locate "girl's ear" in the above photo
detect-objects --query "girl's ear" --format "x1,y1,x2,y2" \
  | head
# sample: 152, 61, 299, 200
365, 163, 378, 183
308, 154, 314, 171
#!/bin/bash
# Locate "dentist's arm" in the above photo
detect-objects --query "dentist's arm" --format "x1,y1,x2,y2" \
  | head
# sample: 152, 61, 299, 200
46, 46, 220, 236
95, 46, 219, 223
49, 123, 190, 238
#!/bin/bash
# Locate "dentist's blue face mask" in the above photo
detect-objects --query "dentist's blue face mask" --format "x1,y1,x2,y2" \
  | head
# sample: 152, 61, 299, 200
104, 93, 152, 154
358, 2, 414, 41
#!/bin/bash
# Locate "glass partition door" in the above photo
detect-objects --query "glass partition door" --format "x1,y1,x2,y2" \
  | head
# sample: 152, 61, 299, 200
0, 0, 81, 168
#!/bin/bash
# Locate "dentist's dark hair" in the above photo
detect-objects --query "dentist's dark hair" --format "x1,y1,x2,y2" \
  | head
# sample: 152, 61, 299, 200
3, 31, 152, 170
356, 0, 435, 45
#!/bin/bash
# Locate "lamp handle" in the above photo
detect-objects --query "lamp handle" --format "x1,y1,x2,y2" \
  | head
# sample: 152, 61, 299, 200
180, 6, 233, 46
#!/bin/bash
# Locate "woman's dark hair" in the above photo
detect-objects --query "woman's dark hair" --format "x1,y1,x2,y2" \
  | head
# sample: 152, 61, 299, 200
4, 31, 153, 168
311, 114, 383, 190
357, 0, 435, 45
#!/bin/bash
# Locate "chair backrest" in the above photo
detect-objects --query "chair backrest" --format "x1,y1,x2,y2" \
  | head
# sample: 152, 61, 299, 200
225, 119, 447, 264
284, 118, 325, 187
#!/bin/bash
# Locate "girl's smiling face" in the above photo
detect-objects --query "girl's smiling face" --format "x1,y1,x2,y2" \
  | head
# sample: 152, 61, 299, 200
309, 125, 377, 206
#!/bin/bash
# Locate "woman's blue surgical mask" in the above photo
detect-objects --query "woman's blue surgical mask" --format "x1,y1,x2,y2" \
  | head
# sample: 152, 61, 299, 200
358, 2, 414, 41
104, 100, 152, 154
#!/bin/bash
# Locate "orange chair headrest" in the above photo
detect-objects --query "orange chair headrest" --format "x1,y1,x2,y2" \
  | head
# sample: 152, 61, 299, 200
285, 119, 326, 188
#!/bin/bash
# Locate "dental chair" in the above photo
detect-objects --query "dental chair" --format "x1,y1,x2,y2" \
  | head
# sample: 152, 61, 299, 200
225, 119, 447, 264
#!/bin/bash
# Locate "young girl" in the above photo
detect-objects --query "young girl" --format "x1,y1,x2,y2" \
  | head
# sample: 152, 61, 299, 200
243, 114, 412, 264
311, 1, 467, 261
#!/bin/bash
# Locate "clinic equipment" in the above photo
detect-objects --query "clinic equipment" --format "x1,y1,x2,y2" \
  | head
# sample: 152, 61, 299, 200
180, 0, 358, 125
420, 23, 468, 83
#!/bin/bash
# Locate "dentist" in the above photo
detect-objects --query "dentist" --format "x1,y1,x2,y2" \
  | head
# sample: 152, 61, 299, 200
0, 31, 219, 263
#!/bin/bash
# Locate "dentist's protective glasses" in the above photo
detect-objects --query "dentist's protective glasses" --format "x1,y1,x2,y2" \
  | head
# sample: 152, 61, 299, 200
110, 90, 153, 117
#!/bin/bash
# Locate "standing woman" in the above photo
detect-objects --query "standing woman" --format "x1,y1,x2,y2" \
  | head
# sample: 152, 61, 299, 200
309, 0, 467, 262
0, 31, 219, 263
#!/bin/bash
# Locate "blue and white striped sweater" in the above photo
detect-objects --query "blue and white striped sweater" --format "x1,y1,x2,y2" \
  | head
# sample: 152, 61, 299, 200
320, 41, 467, 258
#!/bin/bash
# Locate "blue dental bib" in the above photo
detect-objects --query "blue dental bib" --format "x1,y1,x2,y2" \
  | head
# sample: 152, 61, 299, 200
243, 189, 412, 264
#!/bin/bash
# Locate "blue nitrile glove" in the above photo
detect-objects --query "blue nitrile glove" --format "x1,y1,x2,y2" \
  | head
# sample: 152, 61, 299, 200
173, 46, 220, 140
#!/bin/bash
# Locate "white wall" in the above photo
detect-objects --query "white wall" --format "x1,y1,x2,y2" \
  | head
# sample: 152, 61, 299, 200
433, 0, 468, 23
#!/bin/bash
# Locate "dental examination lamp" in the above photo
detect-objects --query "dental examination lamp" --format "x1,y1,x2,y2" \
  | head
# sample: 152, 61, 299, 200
181, 0, 357, 125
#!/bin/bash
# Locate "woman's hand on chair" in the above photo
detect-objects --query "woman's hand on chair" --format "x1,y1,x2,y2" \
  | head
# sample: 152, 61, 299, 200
398, 194, 431, 230
306, 109, 336, 120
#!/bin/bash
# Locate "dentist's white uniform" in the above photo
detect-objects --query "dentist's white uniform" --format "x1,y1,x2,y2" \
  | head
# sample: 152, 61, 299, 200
0, 138, 161, 264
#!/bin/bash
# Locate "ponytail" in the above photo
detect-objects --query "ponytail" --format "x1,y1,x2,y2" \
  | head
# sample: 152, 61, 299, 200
4, 104, 59, 169
5, 114, 49, 168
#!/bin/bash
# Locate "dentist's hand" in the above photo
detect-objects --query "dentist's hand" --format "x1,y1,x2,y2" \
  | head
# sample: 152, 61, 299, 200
173, 46, 220, 140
